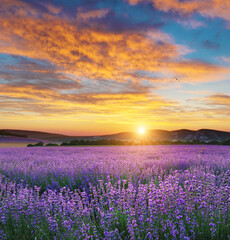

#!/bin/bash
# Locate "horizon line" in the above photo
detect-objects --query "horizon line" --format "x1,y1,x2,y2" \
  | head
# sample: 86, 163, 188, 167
1, 127, 230, 137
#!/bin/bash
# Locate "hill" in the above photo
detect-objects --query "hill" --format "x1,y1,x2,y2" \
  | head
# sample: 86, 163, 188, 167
1, 128, 230, 143
1, 129, 68, 141
0, 136, 48, 143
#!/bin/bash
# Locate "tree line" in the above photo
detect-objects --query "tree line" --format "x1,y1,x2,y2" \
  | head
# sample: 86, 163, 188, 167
27, 138, 230, 147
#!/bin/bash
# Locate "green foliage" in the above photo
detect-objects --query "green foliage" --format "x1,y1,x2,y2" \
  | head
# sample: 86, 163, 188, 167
222, 139, 230, 145
27, 142, 45, 147
61, 139, 129, 146
45, 143, 59, 147
35, 142, 44, 146
59, 138, 230, 146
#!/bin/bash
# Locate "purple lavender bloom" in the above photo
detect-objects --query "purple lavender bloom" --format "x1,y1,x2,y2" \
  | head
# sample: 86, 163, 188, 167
0, 145, 229, 239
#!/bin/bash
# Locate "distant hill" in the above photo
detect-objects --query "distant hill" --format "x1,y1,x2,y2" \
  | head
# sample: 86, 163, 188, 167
0, 129, 68, 141
0, 136, 48, 143
169, 129, 230, 142
93, 129, 230, 142
0, 130, 27, 138
1, 128, 230, 143
150, 129, 230, 142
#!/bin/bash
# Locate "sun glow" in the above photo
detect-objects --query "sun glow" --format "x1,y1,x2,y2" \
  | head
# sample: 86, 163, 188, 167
138, 126, 146, 135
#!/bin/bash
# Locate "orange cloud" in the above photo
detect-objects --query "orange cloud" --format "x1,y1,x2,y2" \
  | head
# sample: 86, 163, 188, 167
0, 0, 228, 86
127, 0, 230, 21
205, 94, 230, 107
1, 82, 230, 133
76, 8, 110, 21
0, 82, 178, 125
169, 60, 230, 83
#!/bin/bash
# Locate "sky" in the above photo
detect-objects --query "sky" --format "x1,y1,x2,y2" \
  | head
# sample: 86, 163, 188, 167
0, 0, 230, 135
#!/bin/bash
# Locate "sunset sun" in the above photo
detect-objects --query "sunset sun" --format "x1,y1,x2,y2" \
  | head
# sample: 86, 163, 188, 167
138, 127, 146, 135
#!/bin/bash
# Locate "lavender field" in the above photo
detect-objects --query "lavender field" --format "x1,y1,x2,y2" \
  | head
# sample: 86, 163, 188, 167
0, 145, 230, 239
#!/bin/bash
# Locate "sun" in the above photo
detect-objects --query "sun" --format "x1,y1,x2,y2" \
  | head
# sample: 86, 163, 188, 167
138, 126, 146, 135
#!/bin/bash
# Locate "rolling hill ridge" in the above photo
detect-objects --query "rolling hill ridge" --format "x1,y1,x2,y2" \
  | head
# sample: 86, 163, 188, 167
1, 128, 230, 143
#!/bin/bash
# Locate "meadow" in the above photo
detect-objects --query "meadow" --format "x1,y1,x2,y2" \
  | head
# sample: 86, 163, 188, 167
0, 145, 229, 239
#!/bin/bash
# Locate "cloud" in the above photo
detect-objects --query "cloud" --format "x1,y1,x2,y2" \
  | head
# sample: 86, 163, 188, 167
177, 19, 206, 29
168, 60, 229, 83
0, 1, 175, 83
127, 0, 230, 22
202, 40, 220, 51
0, 81, 177, 118
216, 56, 230, 65
76, 8, 110, 21
0, 0, 176, 85
205, 94, 230, 107
0, 0, 228, 87
0, 55, 81, 90
44, 3, 62, 15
